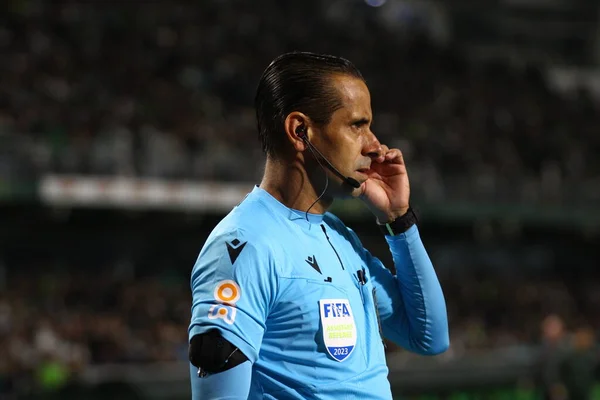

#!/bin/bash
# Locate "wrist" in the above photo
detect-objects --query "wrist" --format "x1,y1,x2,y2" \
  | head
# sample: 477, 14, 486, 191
377, 207, 418, 236
376, 207, 410, 225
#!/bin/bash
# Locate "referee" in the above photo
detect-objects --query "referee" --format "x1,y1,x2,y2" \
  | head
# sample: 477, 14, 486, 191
188, 52, 449, 399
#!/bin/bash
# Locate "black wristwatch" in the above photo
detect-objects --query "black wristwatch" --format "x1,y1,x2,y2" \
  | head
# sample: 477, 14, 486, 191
377, 207, 418, 236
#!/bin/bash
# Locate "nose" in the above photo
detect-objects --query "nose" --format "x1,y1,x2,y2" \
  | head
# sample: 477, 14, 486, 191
363, 131, 382, 159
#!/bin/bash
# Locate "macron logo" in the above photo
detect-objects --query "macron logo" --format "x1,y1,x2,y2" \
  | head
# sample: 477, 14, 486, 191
305, 255, 321, 274
226, 239, 247, 264
323, 302, 350, 318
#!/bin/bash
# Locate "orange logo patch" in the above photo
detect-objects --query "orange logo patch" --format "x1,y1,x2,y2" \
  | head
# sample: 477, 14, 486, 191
208, 280, 241, 325
214, 280, 241, 304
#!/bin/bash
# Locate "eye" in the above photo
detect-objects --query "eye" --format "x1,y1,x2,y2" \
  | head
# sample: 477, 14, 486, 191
351, 120, 369, 129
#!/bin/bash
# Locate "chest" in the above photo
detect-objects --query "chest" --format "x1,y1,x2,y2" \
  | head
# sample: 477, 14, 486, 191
280, 223, 368, 295
265, 223, 383, 360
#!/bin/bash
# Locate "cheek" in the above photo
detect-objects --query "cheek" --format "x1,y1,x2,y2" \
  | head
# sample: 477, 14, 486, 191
335, 136, 357, 156
339, 130, 360, 150
327, 128, 361, 164
338, 144, 363, 169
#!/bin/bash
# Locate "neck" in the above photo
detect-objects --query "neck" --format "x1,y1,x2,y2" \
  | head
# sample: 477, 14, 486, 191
259, 157, 332, 214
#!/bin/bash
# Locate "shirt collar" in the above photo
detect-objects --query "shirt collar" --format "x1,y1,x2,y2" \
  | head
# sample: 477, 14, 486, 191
251, 185, 325, 225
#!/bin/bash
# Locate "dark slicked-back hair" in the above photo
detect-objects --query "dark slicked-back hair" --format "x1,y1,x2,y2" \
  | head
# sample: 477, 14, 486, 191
255, 52, 364, 158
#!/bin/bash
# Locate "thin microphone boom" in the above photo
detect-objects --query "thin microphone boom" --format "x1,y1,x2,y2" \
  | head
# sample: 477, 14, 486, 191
303, 139, 361, 189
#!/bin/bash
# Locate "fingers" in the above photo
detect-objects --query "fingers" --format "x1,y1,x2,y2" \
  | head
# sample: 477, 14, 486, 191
376, 145, 404, 165
385, 148, 404, 165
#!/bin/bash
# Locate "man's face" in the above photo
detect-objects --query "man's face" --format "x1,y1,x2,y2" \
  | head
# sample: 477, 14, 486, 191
542, 315, 564, 343
311, 75, 382, 196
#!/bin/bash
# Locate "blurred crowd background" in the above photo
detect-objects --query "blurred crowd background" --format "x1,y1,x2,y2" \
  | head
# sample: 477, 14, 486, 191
3, 0, 600, 204
1, 0, 600, 399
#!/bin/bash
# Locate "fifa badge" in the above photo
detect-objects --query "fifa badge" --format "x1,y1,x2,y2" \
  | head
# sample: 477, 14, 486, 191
319, 299, 357, 361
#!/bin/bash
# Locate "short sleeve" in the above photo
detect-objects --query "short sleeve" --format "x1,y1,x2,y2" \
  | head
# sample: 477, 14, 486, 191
188, 229, 277, 363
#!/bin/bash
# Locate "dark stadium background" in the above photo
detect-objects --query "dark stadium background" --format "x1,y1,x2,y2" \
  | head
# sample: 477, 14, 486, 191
1, 1, 599, 399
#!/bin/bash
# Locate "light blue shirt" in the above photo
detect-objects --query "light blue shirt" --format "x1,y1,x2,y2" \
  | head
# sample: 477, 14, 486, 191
189, 186, 448, 399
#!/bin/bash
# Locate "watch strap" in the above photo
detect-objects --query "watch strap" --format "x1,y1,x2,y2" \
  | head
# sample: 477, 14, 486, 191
377, 207, 418, 236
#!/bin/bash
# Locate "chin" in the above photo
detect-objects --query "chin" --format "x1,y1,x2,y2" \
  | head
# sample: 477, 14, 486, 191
334, 184, 362, 200
349, 185, 364, 198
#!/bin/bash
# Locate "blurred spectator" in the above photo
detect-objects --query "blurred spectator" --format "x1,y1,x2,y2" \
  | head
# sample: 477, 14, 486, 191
560, 326, 598, 400
538, 315, 570, 400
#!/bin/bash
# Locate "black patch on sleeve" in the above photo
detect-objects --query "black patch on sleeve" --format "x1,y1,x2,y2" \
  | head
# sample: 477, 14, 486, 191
226, 239, 247, 264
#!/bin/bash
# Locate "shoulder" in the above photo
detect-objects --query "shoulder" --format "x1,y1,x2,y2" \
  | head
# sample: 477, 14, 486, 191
213, 195, 285, 252
193, 197, 284, 276
323, 212, 354, 240
323, 212, 365, 252
323, 212, 346, 230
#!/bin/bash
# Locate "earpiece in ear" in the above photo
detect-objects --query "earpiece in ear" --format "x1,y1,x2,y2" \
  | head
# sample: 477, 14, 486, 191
295, 125, 306, 139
